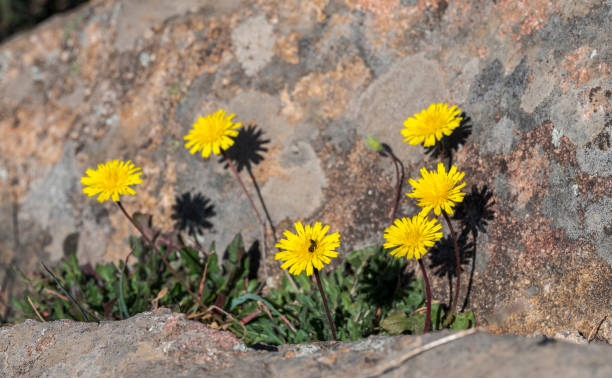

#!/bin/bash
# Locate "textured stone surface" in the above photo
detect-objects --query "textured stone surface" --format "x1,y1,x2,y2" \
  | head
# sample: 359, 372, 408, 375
1, 0, 612, 341
0, 309, 611, 377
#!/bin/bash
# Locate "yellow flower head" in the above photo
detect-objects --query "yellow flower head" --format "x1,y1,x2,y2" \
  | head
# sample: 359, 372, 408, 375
275, 221, 340, 276
383, 215, 443, 260
407, 162, 466, 216
401, 103, 462, 147
81, 160, 143, 203
184, 109, 242, 158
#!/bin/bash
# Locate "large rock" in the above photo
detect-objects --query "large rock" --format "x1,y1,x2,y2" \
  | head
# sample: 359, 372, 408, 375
1, 0, 611, 340
0, 308, 611, 377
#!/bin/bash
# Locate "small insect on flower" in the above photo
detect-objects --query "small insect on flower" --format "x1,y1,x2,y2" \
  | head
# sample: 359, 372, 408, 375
401, 103, 462, 147
184, 109, 242, 158
275, 222, 340, 276
81, 160, 143, 203
383, 215, 443, 260
308, 239, 317, 253
407, 162, 466, 217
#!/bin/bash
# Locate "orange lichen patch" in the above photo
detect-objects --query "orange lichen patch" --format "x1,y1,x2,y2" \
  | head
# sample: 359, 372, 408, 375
0, 104, 76, 201
347, 0, 400, 16
506, 147, 549, 208
258, 0, 329, 27
281, 56, 371, 122
275, 32, 300, 65
26, 331, 56, 357
252, 145, 285, 184
493, 0, 558, 41
560, 46, 595, 90
105, 205, 135, 263
299, 0, 329, 23
134, 157, 177, 232
78, 22, 113, 83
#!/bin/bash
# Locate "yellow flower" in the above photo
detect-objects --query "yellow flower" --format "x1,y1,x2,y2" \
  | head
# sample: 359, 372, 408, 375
184, 109, 242, 158
81, 160, 143, 203
401, 103, 462, 147
275, 221, 340, 276
407, 162, 466, 216
383, 215, 443, 260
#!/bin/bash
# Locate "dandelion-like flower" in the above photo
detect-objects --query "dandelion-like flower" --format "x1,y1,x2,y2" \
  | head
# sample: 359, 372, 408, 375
384, 215, 443, 260
184, 109, 242, 158
407, 162, 466, 216
81, 160, 143, 203
275, 222, 340, 276
401, 103, 462, 147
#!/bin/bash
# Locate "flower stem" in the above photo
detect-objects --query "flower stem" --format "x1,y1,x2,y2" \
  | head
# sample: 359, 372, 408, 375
417, 258, 432, 333
388, 152, 404, 221
116, 201, 199, 305
247, 167, 277, 239
313, 269, 337, 341
222, 151, 265, 229
381, 144, 405, 221
442, 211, 461, 325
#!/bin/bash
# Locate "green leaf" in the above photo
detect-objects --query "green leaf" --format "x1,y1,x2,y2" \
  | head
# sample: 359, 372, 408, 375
381, 310, 413, 335
450, 311, 475, 330
364, 136, 383, 152
230, 293, 282, 317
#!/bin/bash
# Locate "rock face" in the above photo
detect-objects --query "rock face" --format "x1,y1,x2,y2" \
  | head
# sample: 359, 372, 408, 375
1, 0, 611, 341
0, 309, 611, 377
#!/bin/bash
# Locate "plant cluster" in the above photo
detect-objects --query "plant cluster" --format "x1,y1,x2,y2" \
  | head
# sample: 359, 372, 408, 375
6, 102, 491, 345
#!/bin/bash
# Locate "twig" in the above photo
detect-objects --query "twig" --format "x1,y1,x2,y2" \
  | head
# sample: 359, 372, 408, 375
27, 296, 45, 322
198, 305, 248, 339
196, 260, 210, 306
587, 315, 608, 343
240, 309, 263, 325
365, 328, 478, 377
45, 288, 69, 302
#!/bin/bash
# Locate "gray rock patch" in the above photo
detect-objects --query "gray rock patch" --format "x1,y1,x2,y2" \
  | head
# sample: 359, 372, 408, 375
232, 15, 277, 76
351, 53, 448, 164
542, 162, 582, 239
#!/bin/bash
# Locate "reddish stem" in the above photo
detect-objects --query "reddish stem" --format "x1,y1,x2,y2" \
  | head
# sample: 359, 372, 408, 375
389, 157, 402, 220
417, 258, 432, 333
197, 260, 209, 306
314, 269, 338, 341
222, 152, 265, 229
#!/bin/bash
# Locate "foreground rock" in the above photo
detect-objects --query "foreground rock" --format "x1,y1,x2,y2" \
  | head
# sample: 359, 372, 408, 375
1, 0, 611, 341
0, 309, 610, 377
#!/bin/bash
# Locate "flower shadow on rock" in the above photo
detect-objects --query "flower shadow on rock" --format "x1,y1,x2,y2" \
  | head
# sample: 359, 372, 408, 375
453, 184, 495, 311
427, 233, 474, 310
425, 113, 473, 165
171, 192, 216, 238
247, 240, 261, 280
454, 185, 495, 238
219, 124, 277, 237
219, 124, 270, 173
